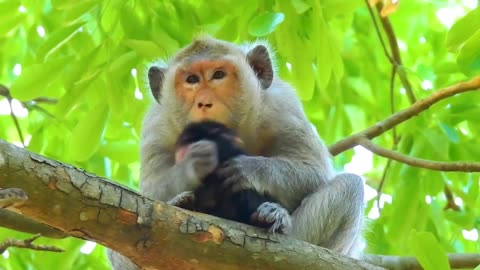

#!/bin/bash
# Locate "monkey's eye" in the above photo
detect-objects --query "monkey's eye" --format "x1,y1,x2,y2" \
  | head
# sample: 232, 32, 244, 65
211, 70, 226, 80
186, 74, 200, 84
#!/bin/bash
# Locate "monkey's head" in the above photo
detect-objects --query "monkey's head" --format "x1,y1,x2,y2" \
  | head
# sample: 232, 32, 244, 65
148, 36, 274, 129
175, 120, 245, 164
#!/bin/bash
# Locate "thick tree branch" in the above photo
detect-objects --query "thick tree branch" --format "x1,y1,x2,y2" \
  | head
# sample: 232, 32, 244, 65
0, 139, 383, 270
356, 137, 480, 172
364, 253, 480, 270
329, 76, 480, 156
0, 210, 68, 239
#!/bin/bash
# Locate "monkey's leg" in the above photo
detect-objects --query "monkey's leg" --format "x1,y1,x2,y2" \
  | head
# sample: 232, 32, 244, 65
290, 173, 364, 257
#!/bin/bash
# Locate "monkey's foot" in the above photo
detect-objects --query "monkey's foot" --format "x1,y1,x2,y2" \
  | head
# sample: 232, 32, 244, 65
251, 202, 292, 234
167, 191, 195, 210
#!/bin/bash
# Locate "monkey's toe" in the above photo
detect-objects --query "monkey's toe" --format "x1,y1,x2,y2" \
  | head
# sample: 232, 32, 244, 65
167, 191, 195, 209
251, 202, 292, 234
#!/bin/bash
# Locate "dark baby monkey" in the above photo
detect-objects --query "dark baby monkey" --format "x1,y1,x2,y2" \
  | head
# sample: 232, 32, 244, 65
173, 120, 290, 232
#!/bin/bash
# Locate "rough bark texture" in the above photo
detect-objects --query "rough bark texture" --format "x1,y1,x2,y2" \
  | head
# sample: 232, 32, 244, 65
0, 139, 384, 270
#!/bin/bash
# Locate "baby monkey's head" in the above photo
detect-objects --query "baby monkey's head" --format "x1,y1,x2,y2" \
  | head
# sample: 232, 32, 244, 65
175, 120, 245, 164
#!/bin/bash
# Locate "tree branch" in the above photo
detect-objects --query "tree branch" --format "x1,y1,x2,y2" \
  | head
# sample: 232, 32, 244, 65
364, 0, 416, 103
0, 139, 384, 270
356, 137, 480, 172
0, 210, 68, 239
364, 253, 480, 270
329, 76, 480, 156
0, 234, 64, 254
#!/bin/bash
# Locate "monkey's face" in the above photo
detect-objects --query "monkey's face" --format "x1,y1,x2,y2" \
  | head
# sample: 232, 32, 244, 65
173, 59, 239, 127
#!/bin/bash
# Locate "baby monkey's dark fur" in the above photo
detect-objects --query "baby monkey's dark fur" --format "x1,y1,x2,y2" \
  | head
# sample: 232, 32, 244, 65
176, 120, 278, 227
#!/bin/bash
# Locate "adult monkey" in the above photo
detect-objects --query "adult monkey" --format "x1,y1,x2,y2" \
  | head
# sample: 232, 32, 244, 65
107, 36, 364, 269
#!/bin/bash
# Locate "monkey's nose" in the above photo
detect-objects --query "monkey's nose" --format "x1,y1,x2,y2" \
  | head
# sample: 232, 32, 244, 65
198, 102, 213, 109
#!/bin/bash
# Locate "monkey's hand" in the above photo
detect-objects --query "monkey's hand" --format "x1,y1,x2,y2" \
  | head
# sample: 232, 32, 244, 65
251, 202, 292, 234
219, 156, 263, 194
167, 191, 195, 210
184, 140, 219, 180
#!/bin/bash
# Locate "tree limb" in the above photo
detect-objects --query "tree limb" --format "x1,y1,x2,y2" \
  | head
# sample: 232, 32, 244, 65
364, 253, 480, 270
356, 137, 480, 172
0, 210, 68, 239
0, 139, 384, 270
329, 76, 480, 156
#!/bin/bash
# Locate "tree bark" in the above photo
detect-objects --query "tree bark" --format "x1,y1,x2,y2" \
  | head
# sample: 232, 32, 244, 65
0, 139, 384, 270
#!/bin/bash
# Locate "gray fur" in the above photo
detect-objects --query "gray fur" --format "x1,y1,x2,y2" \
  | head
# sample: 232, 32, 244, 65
107, 37, 364, 269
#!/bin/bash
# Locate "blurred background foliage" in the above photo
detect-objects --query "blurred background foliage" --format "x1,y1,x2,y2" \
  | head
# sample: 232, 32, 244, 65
0, 0, 479, 269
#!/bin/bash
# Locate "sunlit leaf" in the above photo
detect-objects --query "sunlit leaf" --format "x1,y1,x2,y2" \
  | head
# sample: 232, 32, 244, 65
68, 104, 109, 162
456, 30, 480, 76
438, 121, 460, 143
99, 140, 138, 164
124, 39, 164, 59
10, 56, 71, 101
446, 7, 480, 51
291, 0, 311, 14
248, 12, 285, 37
409, 231, 450, 270
37, 22, 85, 60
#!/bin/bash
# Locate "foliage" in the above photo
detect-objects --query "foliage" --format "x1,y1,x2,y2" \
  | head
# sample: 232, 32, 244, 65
0, 0, 479, 269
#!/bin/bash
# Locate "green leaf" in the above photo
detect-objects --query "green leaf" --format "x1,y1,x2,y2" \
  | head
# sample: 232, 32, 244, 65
10, 56, 71, 101
124, 39, 164, 59
408, 231, 450, 270
291, 0, 311, 14
68, 104, 109, 162
456, 30, 480, 76
108, 51, 137, 75
445, 209, 476, 228
446, 7, 480, 51
438, 121, 460, 143
0, 13, 24, 36
36, 22, 85, 60
248, 12, 285, 37
99, 140, 138, 164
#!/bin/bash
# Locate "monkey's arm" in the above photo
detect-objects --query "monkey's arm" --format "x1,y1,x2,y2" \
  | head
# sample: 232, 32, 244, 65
140, 141, 218, 201
140, 154, 196, 201
221, 156, 332, 210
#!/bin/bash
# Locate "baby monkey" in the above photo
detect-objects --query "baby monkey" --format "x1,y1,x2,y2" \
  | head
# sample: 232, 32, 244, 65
171, 120, 291, 233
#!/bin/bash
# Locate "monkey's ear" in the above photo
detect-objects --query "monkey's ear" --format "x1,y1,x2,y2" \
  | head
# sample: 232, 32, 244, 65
246, 45, 273, 89
148, 66, 166, 102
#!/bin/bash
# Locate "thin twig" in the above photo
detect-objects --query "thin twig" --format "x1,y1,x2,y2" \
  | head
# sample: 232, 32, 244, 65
0, 234, 64, 254
365, 253, 480, 270
375, 2, 416, 103
8, 99, 25, 147
356, 137, 480, 172
329, 76, 480, 156
376, 66, 399, 212
365, 0, 416, 103
364, 0, 393, 63
0, 85, 25, 147
444, 186, 460, 211
31, 97, 58, 104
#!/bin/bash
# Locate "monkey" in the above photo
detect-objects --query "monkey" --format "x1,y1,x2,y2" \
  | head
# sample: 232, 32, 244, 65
171, 120, 290, 232
107, 36, 364, 270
